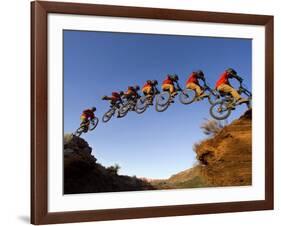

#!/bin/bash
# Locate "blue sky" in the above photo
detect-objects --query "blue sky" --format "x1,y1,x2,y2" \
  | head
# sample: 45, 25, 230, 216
63, 30, 252, 179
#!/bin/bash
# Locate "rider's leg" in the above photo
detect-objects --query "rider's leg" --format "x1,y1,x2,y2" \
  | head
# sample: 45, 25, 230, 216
187, 82, 204, 97
169, 85, 177, 97
217, 84, 247, 105
143, 87, 153, 104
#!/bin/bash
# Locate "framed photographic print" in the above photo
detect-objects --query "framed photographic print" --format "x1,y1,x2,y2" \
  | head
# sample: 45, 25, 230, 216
31, 1, 274, 225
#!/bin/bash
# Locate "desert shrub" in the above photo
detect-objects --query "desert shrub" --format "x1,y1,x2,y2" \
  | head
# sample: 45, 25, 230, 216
200, 119, 226, 136
193, 142, 201, 152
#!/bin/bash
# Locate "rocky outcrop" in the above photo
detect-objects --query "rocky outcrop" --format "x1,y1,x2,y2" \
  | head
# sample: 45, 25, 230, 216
64, 134, 154, 194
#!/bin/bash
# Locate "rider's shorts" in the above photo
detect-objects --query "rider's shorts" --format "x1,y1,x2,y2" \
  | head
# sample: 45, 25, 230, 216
186, 82, 202, 96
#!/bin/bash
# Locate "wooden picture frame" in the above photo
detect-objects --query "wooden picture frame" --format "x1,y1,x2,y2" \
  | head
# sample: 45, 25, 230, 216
31, 1, 274, 224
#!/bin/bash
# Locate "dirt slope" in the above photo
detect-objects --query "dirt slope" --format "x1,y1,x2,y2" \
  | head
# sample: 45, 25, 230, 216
64, 134, 154, 194
152, 109, 252, 189
195, 109, 252, 186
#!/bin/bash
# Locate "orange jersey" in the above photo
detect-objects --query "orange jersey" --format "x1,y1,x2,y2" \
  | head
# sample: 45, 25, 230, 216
142, 83, 152, 89
186, 72, 199, 85
215, 71, 230, 88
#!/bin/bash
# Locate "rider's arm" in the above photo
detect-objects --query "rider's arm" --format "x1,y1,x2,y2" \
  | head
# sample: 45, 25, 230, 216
231, 73, 243, 83
198, 76, 206, 86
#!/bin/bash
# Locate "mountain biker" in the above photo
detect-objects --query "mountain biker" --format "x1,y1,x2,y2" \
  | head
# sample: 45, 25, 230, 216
215, 68, 247, 104
162, 74, 179, 97
186, 70, 208, 98
142, 80, 158, 104
102, 91, 124, 117
80, 107, 96, 130
124, 85, 140, 100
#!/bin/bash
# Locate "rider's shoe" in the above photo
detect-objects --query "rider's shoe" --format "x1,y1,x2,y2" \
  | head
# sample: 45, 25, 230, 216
117, 114, 121, 118
226, 102, 236, 110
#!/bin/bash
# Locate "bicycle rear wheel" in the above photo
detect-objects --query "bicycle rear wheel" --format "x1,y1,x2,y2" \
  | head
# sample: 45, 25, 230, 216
74, 126, 85, 137
136, 96, 148, 114
210, 101, 231, 120
208, 93, 219, 105
119, 102, 130, 117
102, 109, 114, 122
179, 88, 196, 105
155, 92, 171, 112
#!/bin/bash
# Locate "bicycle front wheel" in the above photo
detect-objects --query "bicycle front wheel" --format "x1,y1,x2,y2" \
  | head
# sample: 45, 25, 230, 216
89, 118, 99, 131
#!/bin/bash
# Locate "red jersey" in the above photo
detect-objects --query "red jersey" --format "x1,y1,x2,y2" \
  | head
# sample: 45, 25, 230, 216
82, 109, 95, 120
111, 92, 121, 101
215, 71, 230, 88
186, 72, 199, 85
162, 77, 173, 85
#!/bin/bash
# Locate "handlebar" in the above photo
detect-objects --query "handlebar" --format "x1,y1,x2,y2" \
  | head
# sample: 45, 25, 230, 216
175, 81, 182, 91
239, 84, 252, 96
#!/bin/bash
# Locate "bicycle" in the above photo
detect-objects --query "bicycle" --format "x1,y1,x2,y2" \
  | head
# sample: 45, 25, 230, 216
102, 103, 127, 123
155, 81, 183, 112
179, 83, 219, 105
209, 84, 252, 120
74, 117, 99, 137
135, 86, 160, 114
118, 94, 140, 115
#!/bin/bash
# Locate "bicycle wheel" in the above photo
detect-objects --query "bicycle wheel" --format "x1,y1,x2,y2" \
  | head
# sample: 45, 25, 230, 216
89, 117, 99, 131
74, 126, 85, 137
135, 96, 148, 114
102, 109, 114, 123
119, 102, 130, 117
210, 101, 232, 120
246, 97, 252, 109
179, 88, 196, 105
208, 93, 219, 105
155, 92, 171, 112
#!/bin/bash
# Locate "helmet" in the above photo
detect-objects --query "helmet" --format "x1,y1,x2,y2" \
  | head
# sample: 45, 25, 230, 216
146, 80, 152, 85
91, 107, 96, 112
172, 74, 179, 81
196, 70, 205, 77
134, 85, 140, 91
226, 68, 237, 75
